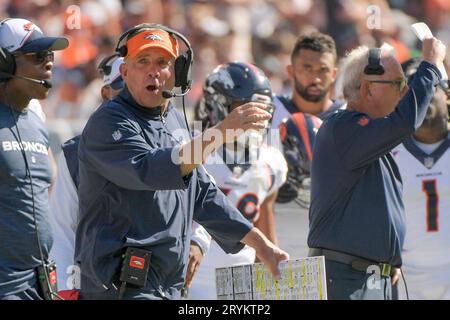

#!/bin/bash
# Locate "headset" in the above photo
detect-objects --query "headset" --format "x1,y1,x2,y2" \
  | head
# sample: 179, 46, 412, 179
115, 23, 193, 98
0, 19, 15, 78
0, 20, 52, 88
364, 48, 385, 75
98, 53, 119, 76
0, 48, 16, 79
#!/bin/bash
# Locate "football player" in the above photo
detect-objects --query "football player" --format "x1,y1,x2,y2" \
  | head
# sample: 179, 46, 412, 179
269, 32, 343, 206
271, 31, 342, 130
393, 58, 450, 299
277, 113, 322, 207
187, 62, 288, 299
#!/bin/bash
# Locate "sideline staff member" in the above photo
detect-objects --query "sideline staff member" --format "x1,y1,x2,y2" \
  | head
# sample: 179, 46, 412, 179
308, 38, 446, 300
0, 18, 68, 300
75, 24, 289, 300
49, 54, 124, 293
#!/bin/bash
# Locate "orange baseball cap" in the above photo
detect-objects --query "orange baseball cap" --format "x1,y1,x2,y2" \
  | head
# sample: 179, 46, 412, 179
126, 29, 178, 58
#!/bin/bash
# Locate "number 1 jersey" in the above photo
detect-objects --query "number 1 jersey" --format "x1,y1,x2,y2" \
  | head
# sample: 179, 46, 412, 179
393, 134, 450, 287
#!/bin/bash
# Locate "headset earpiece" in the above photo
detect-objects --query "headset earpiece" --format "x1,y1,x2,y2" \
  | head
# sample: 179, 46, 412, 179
174, 50, 192, 89
98, 53, 119, 76
0, 19, 16, 80
0, 47, 16, 80
117, 46, 127, 58
364, 48, 385, 75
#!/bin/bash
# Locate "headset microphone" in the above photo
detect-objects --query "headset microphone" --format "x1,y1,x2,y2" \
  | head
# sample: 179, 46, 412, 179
0, 71, 52, 88
162, 89, 190, 99
162, 90, 174, 99
15, 75, 52, 88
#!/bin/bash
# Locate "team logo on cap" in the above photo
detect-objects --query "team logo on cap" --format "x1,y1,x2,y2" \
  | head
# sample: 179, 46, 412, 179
23, 22, 36, 31
145, 34, 163, 41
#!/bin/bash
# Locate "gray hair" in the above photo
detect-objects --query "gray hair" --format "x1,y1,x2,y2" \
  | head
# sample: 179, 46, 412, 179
340, 46, 370, 103
341, 44, 396, 103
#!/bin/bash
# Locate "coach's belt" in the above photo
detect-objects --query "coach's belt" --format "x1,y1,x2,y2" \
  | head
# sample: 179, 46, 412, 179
309, 248, 392, 278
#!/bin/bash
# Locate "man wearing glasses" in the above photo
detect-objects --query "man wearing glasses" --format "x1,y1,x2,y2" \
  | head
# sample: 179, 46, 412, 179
368, 78, 408, 93
0, 18, 68, 300
308, 39, 446, 300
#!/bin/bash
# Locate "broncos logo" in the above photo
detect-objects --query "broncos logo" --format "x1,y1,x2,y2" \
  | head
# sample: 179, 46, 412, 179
145, 34, 163, 41
23, 22, 36, 31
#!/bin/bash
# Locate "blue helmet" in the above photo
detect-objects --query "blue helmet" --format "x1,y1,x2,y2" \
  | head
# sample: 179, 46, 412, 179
276, 113, 322, 207
197, 62, 272, 128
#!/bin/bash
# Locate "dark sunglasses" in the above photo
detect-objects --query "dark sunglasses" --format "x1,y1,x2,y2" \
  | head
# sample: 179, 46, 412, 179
369, 78, 408, 92
14, 50, 54, 65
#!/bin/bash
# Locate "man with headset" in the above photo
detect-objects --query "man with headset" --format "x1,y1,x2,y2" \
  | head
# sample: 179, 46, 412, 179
308, 38, 446, 300
49, 54, 124, 296
75, 23, 289, 300
0, 18, 68, 300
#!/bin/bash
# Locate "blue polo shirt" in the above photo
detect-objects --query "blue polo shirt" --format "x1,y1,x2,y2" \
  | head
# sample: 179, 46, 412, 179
76, 87, 253, 299
308, 61, 441, 267
0, 103, 52, 297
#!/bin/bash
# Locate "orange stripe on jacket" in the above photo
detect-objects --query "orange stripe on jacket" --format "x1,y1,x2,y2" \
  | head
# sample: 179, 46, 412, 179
292, 113, 313, 161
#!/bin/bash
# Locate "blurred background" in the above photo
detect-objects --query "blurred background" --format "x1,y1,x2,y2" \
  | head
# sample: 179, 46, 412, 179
2, 0, 450, 156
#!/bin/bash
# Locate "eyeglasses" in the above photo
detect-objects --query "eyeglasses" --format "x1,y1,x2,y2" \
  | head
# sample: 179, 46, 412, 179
368, 78, 408, 92
14, 50, 54, 65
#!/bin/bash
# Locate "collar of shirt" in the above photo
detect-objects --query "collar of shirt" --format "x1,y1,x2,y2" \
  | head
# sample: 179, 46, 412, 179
116, 85, 173, 120
0, 102, 31, 119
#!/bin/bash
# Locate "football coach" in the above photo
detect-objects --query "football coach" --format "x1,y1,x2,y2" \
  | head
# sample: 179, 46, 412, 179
75, 23, 289, 300
308, 38, 446, 300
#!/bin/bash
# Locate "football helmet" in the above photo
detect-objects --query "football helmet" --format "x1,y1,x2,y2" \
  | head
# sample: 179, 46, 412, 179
197, 61, 273, 129
276, 112, 322, 208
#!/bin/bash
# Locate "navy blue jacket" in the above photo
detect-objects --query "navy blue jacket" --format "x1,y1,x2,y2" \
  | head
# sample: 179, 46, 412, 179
61, 135, 80, 189
75, 87, 252, 299
308, 61, 441, 267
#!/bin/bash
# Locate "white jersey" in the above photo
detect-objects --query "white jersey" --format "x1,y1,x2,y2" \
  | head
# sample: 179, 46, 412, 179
393, 134, 450, 299
189, 144, 287, 299
48, 152, 79, 291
